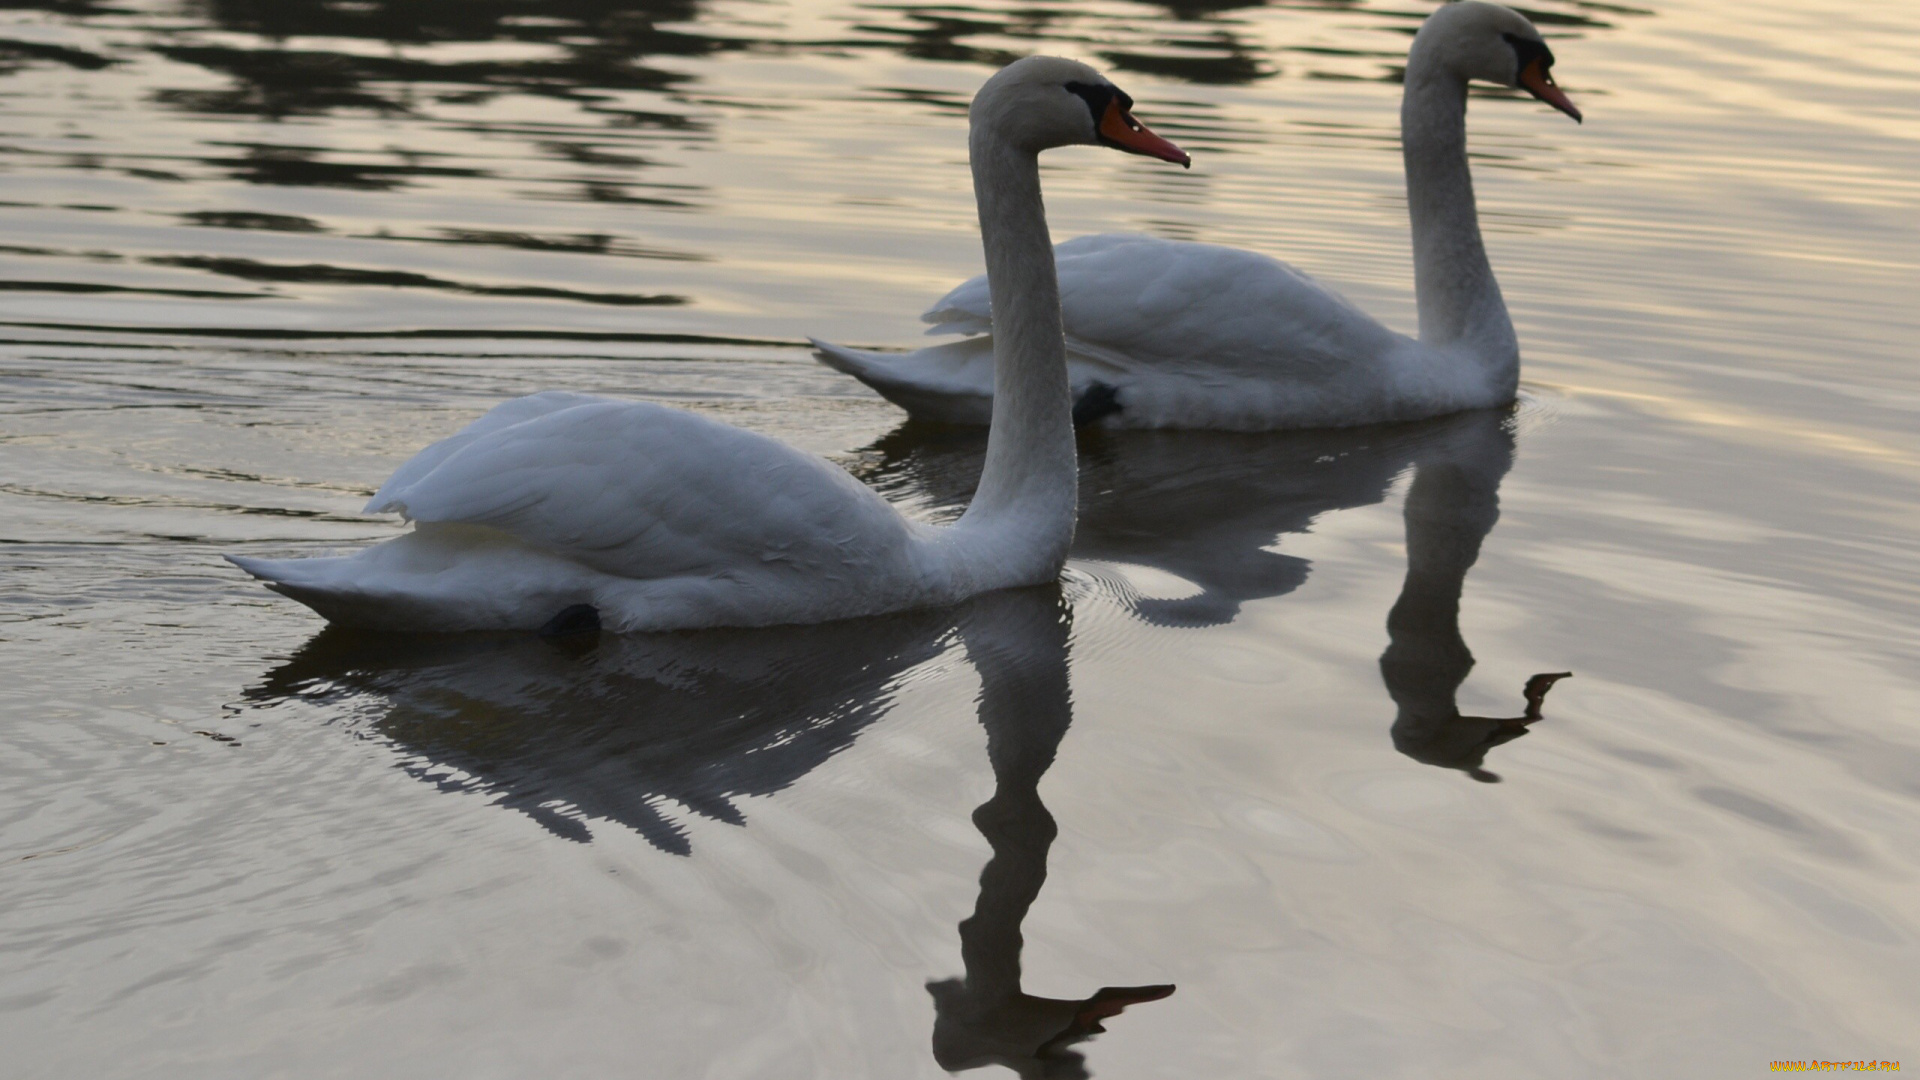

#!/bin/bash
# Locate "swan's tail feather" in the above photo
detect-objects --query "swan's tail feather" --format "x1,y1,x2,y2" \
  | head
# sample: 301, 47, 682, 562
228, 553, 335, 588
227, 553, 411, 627
808, 337, 994, 425
228, 532, 608, 631
227, 552, 509, 630
809, 337, 893, 381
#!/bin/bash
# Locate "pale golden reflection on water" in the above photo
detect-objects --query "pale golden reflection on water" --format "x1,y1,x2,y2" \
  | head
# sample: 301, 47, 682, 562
1, 0, 1917, 1076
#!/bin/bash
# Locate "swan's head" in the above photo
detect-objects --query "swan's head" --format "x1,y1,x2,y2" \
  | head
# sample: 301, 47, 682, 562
972, 56, 1191, 166
1414, 1, 1582, 123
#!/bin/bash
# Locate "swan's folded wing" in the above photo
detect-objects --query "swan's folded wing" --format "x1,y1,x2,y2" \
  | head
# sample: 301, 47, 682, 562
1051, 236, 1401, 379
919, 233, 1399, 379
366, 391, 607, 514
920, 273, 992, 336
369, 398, 909, 580
918, 233, 1156, 337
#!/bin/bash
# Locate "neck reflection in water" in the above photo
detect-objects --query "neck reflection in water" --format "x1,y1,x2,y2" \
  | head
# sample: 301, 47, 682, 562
932, 587, 1173, 1079
860, 405, 1568, 781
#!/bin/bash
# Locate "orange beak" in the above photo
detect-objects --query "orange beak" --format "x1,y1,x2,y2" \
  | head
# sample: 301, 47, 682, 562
1519, 57, 1582, 123
1098, 99, 1191, 167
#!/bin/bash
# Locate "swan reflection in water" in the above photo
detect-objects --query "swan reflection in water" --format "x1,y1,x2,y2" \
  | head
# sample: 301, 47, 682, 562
858, 404, 1568, 779
247, 406, 1570, 842
933, 587, 1174, 1078
1381, 417, 1569, 781
239, 410, 1562, 1069
247, 585, 1172, 1074
246, 601, 965, 852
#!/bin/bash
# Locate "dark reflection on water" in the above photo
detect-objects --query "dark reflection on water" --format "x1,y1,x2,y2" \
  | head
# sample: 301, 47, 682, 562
860, 407, 1571, 779
862, 409, 1470, 625
0, 0, 1638, 317
144, 254, 686, 306
0, 0, 1635, 132
1099, 46, 1269, 86
246, 601, 965, 853
931, 588, 1174, 1078
851, 6, 1031, 69
0, 34, 113, 71
1377, 410, 1570, 781
247, 584, 1172, 1075
151, 0, 724, 118
200, 143, 492, 191
242, 410, 1570, 844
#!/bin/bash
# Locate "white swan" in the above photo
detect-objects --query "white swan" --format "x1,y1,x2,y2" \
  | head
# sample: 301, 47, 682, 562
228, 57, 1190, 633
811, 1, 1582, 431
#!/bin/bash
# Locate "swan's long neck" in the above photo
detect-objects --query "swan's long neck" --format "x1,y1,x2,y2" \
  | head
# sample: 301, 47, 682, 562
951, 128, 1076, 571
1402, 49, 1518, 379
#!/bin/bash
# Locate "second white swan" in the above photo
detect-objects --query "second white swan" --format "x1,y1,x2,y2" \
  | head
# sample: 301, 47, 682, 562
812, 1, 1582, 431
228, 57, 1189, 632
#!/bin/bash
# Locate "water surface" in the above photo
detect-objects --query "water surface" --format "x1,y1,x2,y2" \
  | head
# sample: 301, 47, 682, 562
3, 0, 1918, 1076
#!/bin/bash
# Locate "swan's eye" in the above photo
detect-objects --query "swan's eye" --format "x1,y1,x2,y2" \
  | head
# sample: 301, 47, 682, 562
1501, 32, 1555, 81
1063, 80, 1111, 127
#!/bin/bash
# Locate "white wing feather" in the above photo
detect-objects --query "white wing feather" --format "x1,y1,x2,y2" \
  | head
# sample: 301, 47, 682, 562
922, 234, 1404, 382
370, 396, 913, 581
367, 390, 603, 513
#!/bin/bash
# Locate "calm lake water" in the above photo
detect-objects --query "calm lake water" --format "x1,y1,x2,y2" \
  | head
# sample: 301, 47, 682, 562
3, 0, 1917, 1076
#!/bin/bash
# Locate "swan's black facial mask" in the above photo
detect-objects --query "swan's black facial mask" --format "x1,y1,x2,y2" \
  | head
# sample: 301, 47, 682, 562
1502, 33, 1582, 122
1063, 80, 1191, 167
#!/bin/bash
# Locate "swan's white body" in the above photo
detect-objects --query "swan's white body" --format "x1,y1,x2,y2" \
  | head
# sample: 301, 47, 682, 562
232, 391, 974, 630
812, 1, 1580, 432
817, 232, 1475, 429
229, 58, 1187, 632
